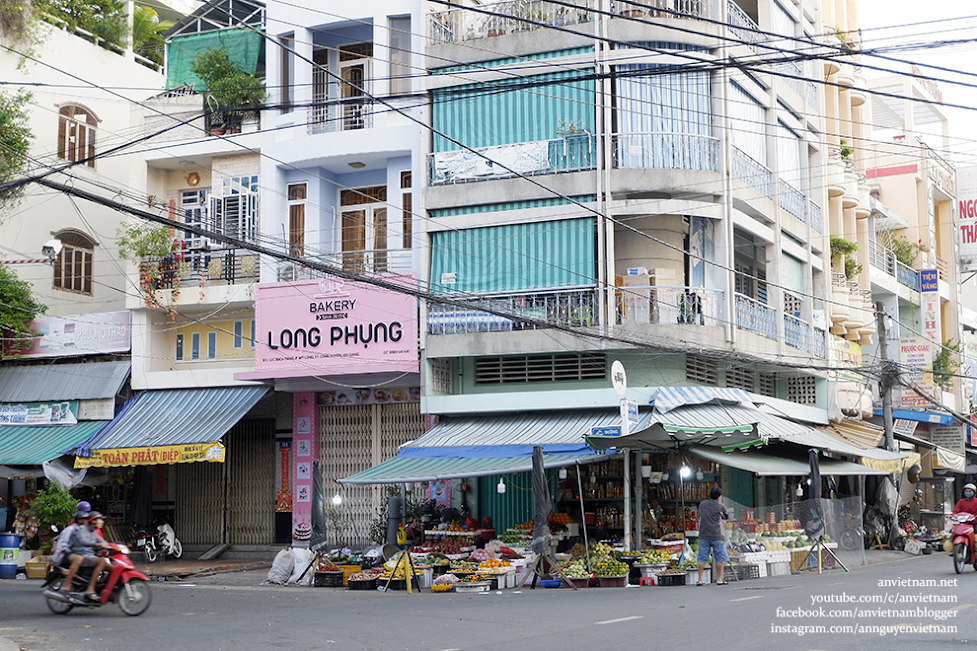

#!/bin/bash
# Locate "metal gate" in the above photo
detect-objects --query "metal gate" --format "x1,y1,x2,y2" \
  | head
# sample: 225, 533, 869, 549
319, 402, 423, 546
226, 419, 276, 544
174, 460, 223, 545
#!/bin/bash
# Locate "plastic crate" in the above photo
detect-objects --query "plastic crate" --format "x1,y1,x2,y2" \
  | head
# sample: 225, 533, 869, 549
653, 573, 686, 587
338, 565, 361, 586
347, 577, 378, 591
768, 561, 791, 576
314, 571, 344, 587
729, 563, 760, 581
685, 569, 710, 585
598, 575, 629, 588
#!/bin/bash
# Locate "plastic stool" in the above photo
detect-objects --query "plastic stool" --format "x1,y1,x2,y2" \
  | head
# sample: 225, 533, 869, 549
639, 576, 655, 586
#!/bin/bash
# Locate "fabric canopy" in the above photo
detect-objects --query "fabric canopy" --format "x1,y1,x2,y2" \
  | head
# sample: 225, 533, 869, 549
652, 386, 754, 413
0, 420, 106, 465
815, 420, 918, 474
166, 29, 263, 90
68, 387, 268, 461
688, 446, 888, 476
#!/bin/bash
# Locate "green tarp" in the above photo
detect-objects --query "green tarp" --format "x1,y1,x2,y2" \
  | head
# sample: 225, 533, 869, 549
166, 29, 263, 90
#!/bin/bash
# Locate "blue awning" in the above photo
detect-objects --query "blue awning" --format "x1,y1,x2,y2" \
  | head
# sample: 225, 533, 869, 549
873, 408, 954, 426
0, 420, 107, 465
652, 386, 754, 413
68, 387, 268, 457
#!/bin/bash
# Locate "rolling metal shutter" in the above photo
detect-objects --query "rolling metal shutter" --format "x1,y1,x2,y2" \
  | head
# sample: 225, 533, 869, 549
226, 419, 276, 545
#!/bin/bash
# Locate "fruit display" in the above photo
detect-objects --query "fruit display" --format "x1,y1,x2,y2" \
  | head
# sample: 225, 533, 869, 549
468, 548, 496, 562
638, 549, 671, 564
498, 530, 531, 544
677, 558, 698, 570
431, 583, 454, 592
559, 559, 591, 579
449, 560, 478, 570
348, 568, 383, 580
591, 558, 629, 576
478, 558, 510, 570
316, 560, 341, 572
568, 543, 588, 558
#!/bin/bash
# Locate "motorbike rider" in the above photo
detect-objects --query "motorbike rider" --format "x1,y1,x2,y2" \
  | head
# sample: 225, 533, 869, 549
952, 484, 977, 517
50, 502, 94, 570
61, 511, 110, 601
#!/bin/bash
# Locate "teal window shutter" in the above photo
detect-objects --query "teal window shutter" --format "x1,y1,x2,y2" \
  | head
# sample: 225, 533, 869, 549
431, 217, 596, 293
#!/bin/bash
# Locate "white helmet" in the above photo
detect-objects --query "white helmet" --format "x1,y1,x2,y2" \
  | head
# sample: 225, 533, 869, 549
964, 483, 976, 494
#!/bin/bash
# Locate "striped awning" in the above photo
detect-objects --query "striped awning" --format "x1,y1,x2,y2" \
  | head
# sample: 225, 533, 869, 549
67, 387, 268, 461
0, 361, 130, 402
652, 386, 754, 413
818, 420, 920, 473
688, 446, 889, 477
0, 420, 106, 465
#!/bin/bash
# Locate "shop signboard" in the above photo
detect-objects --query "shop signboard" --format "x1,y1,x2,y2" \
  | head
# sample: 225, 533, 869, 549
0, 401, 77, 426
591, 425, 622, 437
291, 392, 318, 545
248, 276, 418, 378
931, 424, 966, 456
829, 334, 863, 381
899, 337, 935, 407
11, 311, 130, 358
956, 166, 977, 273
74, 442, 225, 468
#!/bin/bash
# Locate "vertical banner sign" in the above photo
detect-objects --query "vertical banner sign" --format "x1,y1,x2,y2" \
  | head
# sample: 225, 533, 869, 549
956, 166, 977, 273
276, 441, 292, 513
291, 392, 318, 545
899, 337, 934, 407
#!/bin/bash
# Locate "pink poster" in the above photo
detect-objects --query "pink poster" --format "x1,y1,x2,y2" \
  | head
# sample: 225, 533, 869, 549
291, 392, 318, 545
243, 276, 418, 380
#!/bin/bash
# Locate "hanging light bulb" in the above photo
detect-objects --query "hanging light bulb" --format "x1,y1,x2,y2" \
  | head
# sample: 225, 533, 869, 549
679, 465, 691, 479
559, 467, 567, 480
332, 492, 343, 505
795, 484, 804, 497
497, 479, 506, 494
695, 470, 704, 481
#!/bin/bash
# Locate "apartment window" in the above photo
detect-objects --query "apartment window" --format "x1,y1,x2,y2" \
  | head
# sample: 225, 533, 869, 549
759, 373, 777, 398
208, 332, 217, 359
234, 321, 243, 348
725, 366, 755, 392
733, 231, 767, 303
475, 353, 605, 384
176, 334, 184, 361
339, 43, 373, 130
53, 231, 94, 295
280, 35, 293, 114
58, 104, 97, 167
431, 358, 452, 394
191, 333, 200, 360
786, 376, 817, 405
401, 171, 412, 249
341, 185, 387, 272
729, 83, 766, 164
181, 189, 209, 271
388, 17, 411, 96
210, 176, 258, 242
287, 182, 307, 256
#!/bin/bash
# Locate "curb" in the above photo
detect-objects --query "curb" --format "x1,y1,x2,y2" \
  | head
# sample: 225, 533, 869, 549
144, 561, 272, 580
0, 636, 20, 651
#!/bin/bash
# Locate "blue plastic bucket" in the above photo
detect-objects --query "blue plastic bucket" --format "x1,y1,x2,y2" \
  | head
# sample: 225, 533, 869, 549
0, 533, 19, 579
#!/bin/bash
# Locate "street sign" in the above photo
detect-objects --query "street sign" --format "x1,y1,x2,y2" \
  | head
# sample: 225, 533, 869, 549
611, 360, 627, 397
591, 425, 622, 437
626, 399, 638, 424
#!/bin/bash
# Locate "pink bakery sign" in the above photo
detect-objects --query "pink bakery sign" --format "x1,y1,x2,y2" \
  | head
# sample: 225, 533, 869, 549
241, 276, 418, 379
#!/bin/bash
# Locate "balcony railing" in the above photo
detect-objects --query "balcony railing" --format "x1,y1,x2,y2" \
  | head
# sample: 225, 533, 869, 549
936, 254, 950, 282
869, 240, 896, 277
429, 135, 596, 184
896, 261, 920, 291
726, 0, 762, 53
734, 293, 777, 340
427, 287, 600, 334
308, 98, 374, 134
429, 0, 597, 45
732, 147, 773, 199
784, 313, 809, 350
809, 200, 822, 233
141, 250, 260, 289
615, 286, 724, 326
276, 249, 413, 282
778, 182, 806, 221
813, 326, 826, 358
612, 132, 720, 172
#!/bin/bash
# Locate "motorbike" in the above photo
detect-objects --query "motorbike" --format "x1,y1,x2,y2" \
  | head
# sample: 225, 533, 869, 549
41, 542, 153, 616
138, 522, 183, 562
949, 512, 977, 574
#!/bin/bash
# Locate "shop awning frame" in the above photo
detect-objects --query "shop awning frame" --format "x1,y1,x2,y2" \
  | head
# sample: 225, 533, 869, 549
687, 446, 889, 477
0, 420, 107, 466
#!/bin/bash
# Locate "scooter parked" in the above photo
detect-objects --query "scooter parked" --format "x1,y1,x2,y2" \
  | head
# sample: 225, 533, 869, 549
137, 522, 183, 562
41, 542, 152, 616
949, 512, 977, 574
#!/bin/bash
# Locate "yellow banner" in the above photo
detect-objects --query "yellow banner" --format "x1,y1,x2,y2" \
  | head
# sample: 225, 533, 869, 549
74, 442, 226, 468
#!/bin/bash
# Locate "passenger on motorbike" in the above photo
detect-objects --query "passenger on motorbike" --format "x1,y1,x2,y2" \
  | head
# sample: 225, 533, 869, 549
61, 511, 110, 601
50, 502, 94, 568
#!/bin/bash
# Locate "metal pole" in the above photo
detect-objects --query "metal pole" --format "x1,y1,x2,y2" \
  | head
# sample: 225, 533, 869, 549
576, 464, 591, 573
634, 451, 642, 550
623, 449, 631, 551
876, 302, 899, 548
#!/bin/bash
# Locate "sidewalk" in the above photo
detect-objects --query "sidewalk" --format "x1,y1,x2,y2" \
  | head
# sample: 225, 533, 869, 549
132, 557, 271, 580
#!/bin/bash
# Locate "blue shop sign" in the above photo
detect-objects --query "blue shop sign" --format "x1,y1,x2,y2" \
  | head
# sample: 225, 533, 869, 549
920, 269, 938, 292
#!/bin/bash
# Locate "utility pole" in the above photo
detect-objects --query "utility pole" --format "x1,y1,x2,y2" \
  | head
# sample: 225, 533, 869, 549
876, 302, 899, 548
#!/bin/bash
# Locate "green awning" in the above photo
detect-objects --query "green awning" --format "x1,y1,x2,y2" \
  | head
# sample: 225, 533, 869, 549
166, 29, 263, 90
688, 446, 888, 477
341, 452, 605, 485
0, 421, 107, 465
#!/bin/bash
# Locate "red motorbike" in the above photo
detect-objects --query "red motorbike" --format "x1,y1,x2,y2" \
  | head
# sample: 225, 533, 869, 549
950, 512, 977, 574
41, 543, 152, 616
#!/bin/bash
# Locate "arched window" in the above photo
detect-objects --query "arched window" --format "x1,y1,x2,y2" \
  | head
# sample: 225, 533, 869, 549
53, 230, 95, 295
58, 105, 98, 167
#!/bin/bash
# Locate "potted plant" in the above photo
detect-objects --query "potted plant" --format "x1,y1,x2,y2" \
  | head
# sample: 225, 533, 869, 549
829, 236, 861, 280
839, 138, 853, 161
889, 234, 920, 267
190, 47, 265, 134
933, 340, 962, 390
